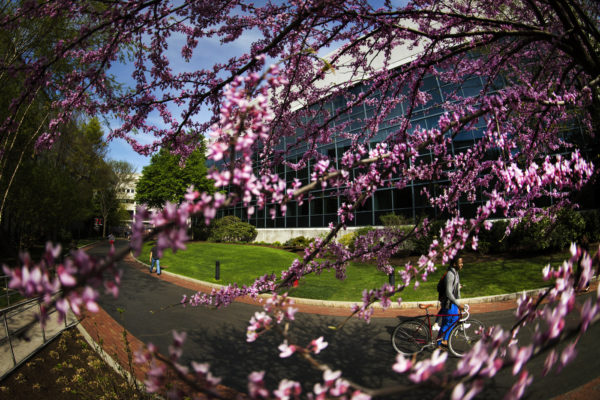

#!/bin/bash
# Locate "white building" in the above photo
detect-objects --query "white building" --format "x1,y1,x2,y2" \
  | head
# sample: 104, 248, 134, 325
116, 173, 141, 221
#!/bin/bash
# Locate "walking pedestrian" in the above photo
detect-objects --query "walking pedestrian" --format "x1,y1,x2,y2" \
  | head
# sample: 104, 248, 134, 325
149, 245, 161, 276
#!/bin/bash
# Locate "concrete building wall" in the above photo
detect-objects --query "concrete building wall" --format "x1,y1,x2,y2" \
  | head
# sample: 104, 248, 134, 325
254, 226, 378, 243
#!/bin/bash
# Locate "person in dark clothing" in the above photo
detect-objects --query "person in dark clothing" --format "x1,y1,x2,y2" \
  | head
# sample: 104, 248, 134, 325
438, 257, 465, 347
149, 245, 161, 275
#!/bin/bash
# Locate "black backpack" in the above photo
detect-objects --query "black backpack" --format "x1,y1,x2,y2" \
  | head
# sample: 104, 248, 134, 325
437, 271, 448, 297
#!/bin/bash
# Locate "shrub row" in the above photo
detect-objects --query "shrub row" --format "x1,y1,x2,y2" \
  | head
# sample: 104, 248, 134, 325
479, 208, 599, 254
337, 208, 600, 256
196, 208, 600, 252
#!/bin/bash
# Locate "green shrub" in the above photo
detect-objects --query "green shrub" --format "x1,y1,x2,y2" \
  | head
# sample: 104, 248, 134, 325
476, 240, 491, 254
412, 219, 446, 255
394, 225, 418, 253
479, 219, 510, 254
505, 208, 585, 253
337, 232, 357, 250
190, 217, 211, 241
346, 226, 377, 252
379, 213, 411, 227
581, 209, 600, 243
355, 226, 375, 237
547, 208, 585, 250
208, 215, 257, 243
505, 216, 549, 252
284, 236, 314, 248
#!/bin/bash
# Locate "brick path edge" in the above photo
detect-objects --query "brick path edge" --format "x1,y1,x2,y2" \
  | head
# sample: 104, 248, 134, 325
76, 308, 241, 399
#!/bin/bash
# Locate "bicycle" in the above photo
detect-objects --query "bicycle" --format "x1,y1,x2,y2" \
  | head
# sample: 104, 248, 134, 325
391, 304, 484, 358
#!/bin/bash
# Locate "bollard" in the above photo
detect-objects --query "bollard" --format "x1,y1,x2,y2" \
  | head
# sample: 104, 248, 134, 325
388, 267, 395, 286
215, 260, 220, 280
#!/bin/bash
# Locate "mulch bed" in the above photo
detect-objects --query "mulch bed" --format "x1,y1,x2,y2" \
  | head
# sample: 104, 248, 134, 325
0, 328, 148, 400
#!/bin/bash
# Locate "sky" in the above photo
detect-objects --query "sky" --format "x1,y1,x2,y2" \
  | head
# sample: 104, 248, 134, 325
104, 14, 266, 172
104, 0, 409, 173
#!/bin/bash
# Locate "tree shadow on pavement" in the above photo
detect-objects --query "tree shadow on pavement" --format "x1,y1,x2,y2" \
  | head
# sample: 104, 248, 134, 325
182, 313, 444, 398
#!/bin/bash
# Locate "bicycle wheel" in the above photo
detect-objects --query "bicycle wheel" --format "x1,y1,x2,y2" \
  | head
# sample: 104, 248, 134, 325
448, 319, 485, 357
391, 319, 430, 356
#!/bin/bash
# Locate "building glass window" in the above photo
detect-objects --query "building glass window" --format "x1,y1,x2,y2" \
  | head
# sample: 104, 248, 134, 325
213, 63, 583, 230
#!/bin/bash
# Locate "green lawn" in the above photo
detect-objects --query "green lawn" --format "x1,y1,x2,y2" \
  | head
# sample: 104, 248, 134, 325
139, 242, 568, 302
143, 242, 299, 284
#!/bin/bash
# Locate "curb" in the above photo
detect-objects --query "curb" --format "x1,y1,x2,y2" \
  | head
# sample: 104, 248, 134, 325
158, 270, 549, 308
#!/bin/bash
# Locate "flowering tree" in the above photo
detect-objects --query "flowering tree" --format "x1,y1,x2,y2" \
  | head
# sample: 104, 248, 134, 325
2, 0, 600, 399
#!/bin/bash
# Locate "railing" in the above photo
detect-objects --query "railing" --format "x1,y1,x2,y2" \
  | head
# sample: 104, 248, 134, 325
0, 274, 20, 307
0, 296, 78, 380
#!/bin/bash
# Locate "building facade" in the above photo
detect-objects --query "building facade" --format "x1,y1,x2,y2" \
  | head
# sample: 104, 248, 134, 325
116, 173, 141, 221
216, 72, 584, 239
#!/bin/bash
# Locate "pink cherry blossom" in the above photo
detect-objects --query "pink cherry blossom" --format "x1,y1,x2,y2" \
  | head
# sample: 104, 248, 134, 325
409, 348, 448, 383
273, 379, 301, 400
309, 336, 328, 354
505, 371, 533, 400
278, 341, 297, 358
392, 353, 413, 373
4, 1, 600, 399
248, 371, 269, 398
511, 345, 533, 375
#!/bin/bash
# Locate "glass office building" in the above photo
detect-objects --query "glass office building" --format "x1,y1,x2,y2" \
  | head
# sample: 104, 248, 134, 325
216, 71, 584, 229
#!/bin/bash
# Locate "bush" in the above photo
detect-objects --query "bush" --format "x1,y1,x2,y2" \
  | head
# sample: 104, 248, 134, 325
476, 240, 491, 254
337, 232, 357, 250
508, 208, 585, 252
284, 236, 314, 249
379, 213, 411, 227
477, 219, 510, 254
338, 225, 418, 255
342, 226, 376, 252
354, 226, 376, 238
547, 207, 586, 250
411, 219, 446, 255
581, 209, 600, 243
190, 217, 211, 241
208, 216, 257, 243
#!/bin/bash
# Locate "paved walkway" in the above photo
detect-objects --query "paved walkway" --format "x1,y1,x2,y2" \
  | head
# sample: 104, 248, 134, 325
79, 250, 600, 399
3, 244, 599, 399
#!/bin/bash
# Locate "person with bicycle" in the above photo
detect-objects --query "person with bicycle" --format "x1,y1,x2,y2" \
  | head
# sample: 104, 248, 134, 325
438, 256, 465, 348
392, 256, 482, 357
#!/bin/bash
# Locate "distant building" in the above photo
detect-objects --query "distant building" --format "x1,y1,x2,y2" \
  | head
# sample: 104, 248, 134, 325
116, 173, 141, 221
214, 51, 586, 243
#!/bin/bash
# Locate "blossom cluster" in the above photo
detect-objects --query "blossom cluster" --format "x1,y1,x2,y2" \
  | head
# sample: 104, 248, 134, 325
246, 293, 298, 342
134, 331, 222, 399
3, 0, 600, 399
248, 368, 370, 400
2, 242, 120, 326
391, 244, 600, 400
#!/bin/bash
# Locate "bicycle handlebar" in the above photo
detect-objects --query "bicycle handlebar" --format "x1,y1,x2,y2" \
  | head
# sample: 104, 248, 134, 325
460, 304, 470, 322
